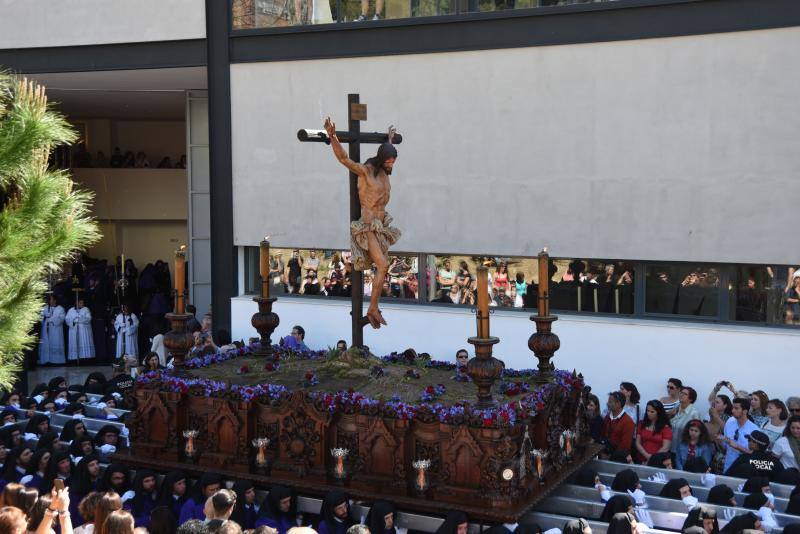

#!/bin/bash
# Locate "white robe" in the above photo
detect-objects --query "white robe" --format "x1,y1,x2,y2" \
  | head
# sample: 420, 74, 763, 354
38, 305, 66, 364
114, 313, 139, 357
66, 307, 95, 360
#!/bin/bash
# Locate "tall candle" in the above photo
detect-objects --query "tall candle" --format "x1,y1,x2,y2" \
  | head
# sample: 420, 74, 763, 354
576, 284, 581, 312
614, 288, 620, 314
593, 287, 599, 313
259, 238, 270, 298
476, 266, 490, 338
175, 246, 186, 314
537, 248, 549, 317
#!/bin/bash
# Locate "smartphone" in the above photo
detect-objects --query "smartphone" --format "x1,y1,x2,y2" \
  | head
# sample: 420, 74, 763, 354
53, 479, 65, 491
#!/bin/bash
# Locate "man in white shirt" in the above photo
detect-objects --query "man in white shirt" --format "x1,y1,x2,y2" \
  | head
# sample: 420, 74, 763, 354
721, 397, 759, 472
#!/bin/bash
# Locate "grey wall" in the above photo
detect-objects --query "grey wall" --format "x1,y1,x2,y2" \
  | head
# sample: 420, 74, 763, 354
187, 91, 212, 317
230, 27, 800, 265
0, 0, 206, 49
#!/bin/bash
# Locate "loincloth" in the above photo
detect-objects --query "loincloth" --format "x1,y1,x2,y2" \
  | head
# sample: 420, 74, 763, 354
350, 213, 401, 272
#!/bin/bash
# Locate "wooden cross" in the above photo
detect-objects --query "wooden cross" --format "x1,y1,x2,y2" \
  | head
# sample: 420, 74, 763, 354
297, 94, 403, 349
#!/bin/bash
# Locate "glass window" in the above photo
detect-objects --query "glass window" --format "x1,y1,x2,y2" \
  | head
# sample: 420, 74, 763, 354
243, 246, 418, 301
425, 255, 634, 314
645, 264, 719, 317
732, 264, 799, 326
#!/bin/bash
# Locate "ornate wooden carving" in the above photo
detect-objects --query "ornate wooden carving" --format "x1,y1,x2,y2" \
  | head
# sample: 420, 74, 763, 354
446, 426, 483, 487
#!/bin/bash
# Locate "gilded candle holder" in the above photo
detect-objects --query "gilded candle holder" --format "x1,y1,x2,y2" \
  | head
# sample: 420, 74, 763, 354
560, 430, 575, 462
411, 459, 431, 495
183, 430, 199, 463
330, 448, 350, 485
252, 438, 271, 475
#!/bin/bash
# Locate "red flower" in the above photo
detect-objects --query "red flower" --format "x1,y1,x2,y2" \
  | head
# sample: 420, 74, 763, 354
483, 417, 493, 427
535, 401, 545, 410
304, 371, 314, 380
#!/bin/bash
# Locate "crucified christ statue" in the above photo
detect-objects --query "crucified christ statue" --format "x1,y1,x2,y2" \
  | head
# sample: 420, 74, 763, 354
324, 116, 401, 329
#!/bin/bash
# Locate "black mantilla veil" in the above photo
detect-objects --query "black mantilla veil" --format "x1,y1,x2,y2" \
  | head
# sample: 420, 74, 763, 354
365, 143, 398, 175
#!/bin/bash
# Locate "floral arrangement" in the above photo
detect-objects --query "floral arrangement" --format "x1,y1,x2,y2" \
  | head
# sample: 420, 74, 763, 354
304, 370, 319, 387
237, 364, 251, 375
420, 383, 446, 402
498, 380, 531, 397
263, 362, 279, 372
137, 343, 584, 429
404, 369, 421, 380
370, 366, 385, 379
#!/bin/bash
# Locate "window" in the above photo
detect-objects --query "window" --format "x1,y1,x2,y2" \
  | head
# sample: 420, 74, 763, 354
645, 264, 719, 317
232, 0, 618, 30
425, 254, 634, 314
244, 246, 418, 300
732, 264, 799, 325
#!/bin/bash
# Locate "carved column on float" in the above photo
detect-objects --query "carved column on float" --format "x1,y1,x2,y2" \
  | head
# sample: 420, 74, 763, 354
252, 237, 280, 360
467, 266, 504, 409
529, 248, 560, 384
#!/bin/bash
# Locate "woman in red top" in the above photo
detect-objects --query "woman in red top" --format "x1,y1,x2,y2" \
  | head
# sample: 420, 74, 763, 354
494, 263, 510, 292
635, 400, 673, 464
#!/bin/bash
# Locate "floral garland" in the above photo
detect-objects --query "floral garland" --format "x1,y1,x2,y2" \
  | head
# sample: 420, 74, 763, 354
304, 370, 319, 387
420, 383, 446, 402
498, 380, 532, 397
138, 344, 584, 428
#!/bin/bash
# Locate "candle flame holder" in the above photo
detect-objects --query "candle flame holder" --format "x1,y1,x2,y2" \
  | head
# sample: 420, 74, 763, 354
330, 447, 350, 484
183, 430, 199, 463
251, 296, 280, 361
561, 430, 575, 462
531, 449, 546, 485
252, 438, 271, 474
411, 459, 431, 495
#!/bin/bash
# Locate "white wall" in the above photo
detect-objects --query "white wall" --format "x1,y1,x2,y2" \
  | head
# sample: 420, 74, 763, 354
0, 0, 206, 49
231, 27, 800, 265
231, 296, 800, 414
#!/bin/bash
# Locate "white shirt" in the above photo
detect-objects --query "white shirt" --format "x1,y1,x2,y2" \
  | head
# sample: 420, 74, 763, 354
761, 420, 786, 446
771, 436, 799, 470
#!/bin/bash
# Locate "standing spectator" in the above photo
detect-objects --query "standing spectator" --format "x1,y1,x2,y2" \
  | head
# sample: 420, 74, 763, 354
676, 419, 714, 470
619, 382, 641, 427
771, 415, 800, 471
601, 392, 635, 458
785, 274, 800, 324
157, 157, 172, 168
270, 253, 286, 295
39, 294, 66, 365
721, 398, 759, 472
750, 391, 770, 427
66, 297, 95, 361
761, 399, 788, 446
634, 400, 672, 464
587, 394, 605, 443
659, 378, 682, 417
287, 251, 303, 294
493, 263, 510, 292
671, 387, 701, 454
134, 152, 150, 168
436, 259, 457, 293
305, 251, 321, 274
109, 147, 125, 168
725, 430, 784, 480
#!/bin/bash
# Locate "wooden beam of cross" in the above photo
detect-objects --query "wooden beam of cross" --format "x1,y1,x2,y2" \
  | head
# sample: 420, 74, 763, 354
297, 94, 403, 349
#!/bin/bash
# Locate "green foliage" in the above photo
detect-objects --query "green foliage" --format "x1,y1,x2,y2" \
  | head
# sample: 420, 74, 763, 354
0, 73, 100, 390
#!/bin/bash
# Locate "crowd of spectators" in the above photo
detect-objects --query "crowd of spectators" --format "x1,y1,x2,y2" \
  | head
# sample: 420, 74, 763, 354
71, 146, 187, 170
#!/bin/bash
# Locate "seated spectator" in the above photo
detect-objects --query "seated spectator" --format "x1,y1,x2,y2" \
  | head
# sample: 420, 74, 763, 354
98, 462, 130, 495
25, 414, 50, 438
610, 469, 640, 494
231, 480, 259, 530
599, 495, 634, 523
123, 151, 136, 168
619, 382, 641, 426
176, 155, 187, 169
68, 436, 95, 464
60, 419, 87, 443
607, 512, 639, 534
434, 511, 468, 534
659, 378, 682, 417
70, 454, 102, 521
148, 505, 177, 534
634, 400, 672, 464
179, 473, 221, 524
682, 506, 719, 534
256, 485, 297, 534
126, 469, 159, 528
336, 340, 348, 352
720, 397, 759, 472
366, 500, 397, 534
158, 470, 189, 520
134, 152, 150, 168
725, 430, 785, 480
157, 157, 173, 168
706, 485, 737, 507
720, 512, 761, 533
671, 386, 701, 455
561, 518, 591, 534
750, 390, 770, 427
760, 399, 788, 446
317, 490, 353, 534
682, 456, 710, 474
573, 467, 600, 488
647, 452, 673, 469
2, 446, 33, 484
21, 448, 50, 490
42, 451, 72, 493
601, 392, 635, 458
281, 326, 309, 352
109, 147, 125, 168
586, 394, 604, 444
676, 419, 714, 470
658, 478, 694, 502
141, 352, 164, 372
772, 415, 800, 471
94, 426, 123, 459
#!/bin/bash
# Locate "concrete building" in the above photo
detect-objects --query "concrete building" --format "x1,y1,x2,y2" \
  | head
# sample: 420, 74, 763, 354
1, 0, 798, 408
